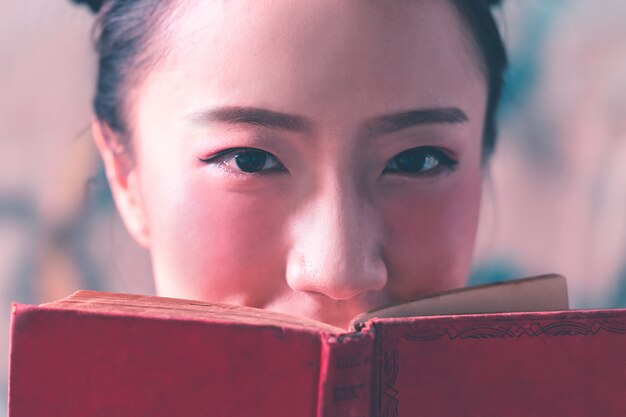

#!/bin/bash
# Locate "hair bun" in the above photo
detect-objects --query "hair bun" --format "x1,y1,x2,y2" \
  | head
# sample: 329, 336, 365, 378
71, 0, 106, 13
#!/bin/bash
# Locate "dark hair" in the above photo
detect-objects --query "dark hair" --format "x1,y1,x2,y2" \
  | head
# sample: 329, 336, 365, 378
74, 0, 507, 160
451, 0, 508, 160
74, 0, 173, 157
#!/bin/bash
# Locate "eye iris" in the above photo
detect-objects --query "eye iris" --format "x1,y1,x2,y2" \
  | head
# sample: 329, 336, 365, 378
234, 150, 267, 172
395, 149, 429, 173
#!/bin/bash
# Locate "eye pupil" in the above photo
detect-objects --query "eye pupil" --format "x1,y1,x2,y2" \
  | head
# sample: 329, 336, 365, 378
235, 150, 267, 172
395, 149, 428, 173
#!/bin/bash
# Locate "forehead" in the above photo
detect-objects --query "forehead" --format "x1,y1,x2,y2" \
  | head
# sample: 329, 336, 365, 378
141, 0, 485, 124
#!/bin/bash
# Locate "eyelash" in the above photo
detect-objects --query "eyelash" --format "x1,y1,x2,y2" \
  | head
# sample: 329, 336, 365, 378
199, 146, 458, 177
199, 147, 287, 175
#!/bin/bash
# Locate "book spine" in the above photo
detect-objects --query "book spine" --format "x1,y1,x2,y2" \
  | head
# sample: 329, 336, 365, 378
316, 328, 375, 417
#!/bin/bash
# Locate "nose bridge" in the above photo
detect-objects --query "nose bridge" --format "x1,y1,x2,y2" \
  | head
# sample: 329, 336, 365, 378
286, 173, 387, 300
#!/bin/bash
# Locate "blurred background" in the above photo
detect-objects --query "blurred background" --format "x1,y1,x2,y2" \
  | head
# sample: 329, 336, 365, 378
1, 0, 625, 413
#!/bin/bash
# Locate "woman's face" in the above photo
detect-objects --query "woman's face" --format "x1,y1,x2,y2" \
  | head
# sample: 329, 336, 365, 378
101, 0, 487, 328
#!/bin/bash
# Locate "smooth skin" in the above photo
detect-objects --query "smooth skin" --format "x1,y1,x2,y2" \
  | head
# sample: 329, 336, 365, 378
94, 0, 487, 329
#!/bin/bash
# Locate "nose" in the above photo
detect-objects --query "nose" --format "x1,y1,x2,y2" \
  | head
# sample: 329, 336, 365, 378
285, 178, 387, 300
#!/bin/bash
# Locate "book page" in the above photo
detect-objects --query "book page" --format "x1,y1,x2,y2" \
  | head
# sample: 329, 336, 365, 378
351, 274, 568, 329
41, 290, 346, 333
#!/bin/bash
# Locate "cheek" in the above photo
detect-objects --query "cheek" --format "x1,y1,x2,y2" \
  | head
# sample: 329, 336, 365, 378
379, 174, 481, 300
143, 172, 291, 305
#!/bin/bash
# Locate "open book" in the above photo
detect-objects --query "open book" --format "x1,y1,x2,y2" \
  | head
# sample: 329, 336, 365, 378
8, 275, 626, 416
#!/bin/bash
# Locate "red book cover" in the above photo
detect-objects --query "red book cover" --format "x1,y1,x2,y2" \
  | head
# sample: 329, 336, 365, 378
371, 309, 626, 417
7, 288, 626, 416
7, 291, 372, 417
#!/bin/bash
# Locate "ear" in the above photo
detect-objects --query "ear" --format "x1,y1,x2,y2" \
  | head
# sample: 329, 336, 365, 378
92, 120, 150, 248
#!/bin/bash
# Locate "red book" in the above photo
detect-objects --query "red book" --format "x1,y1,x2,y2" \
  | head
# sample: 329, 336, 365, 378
8, 275, 626, 416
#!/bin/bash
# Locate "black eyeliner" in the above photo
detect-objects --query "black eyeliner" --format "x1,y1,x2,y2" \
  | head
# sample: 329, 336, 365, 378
198, 147, 250, 164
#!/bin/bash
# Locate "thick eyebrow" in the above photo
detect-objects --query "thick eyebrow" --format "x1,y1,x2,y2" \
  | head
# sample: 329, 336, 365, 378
360, 107, 468, 137
189, 106, 314, 134
189, 105, 467, 137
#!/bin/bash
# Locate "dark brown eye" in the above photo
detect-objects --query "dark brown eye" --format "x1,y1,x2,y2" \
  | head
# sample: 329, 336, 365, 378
232, 150, 269, 172
200, 148, 285, 174
384, 147, 457, 175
